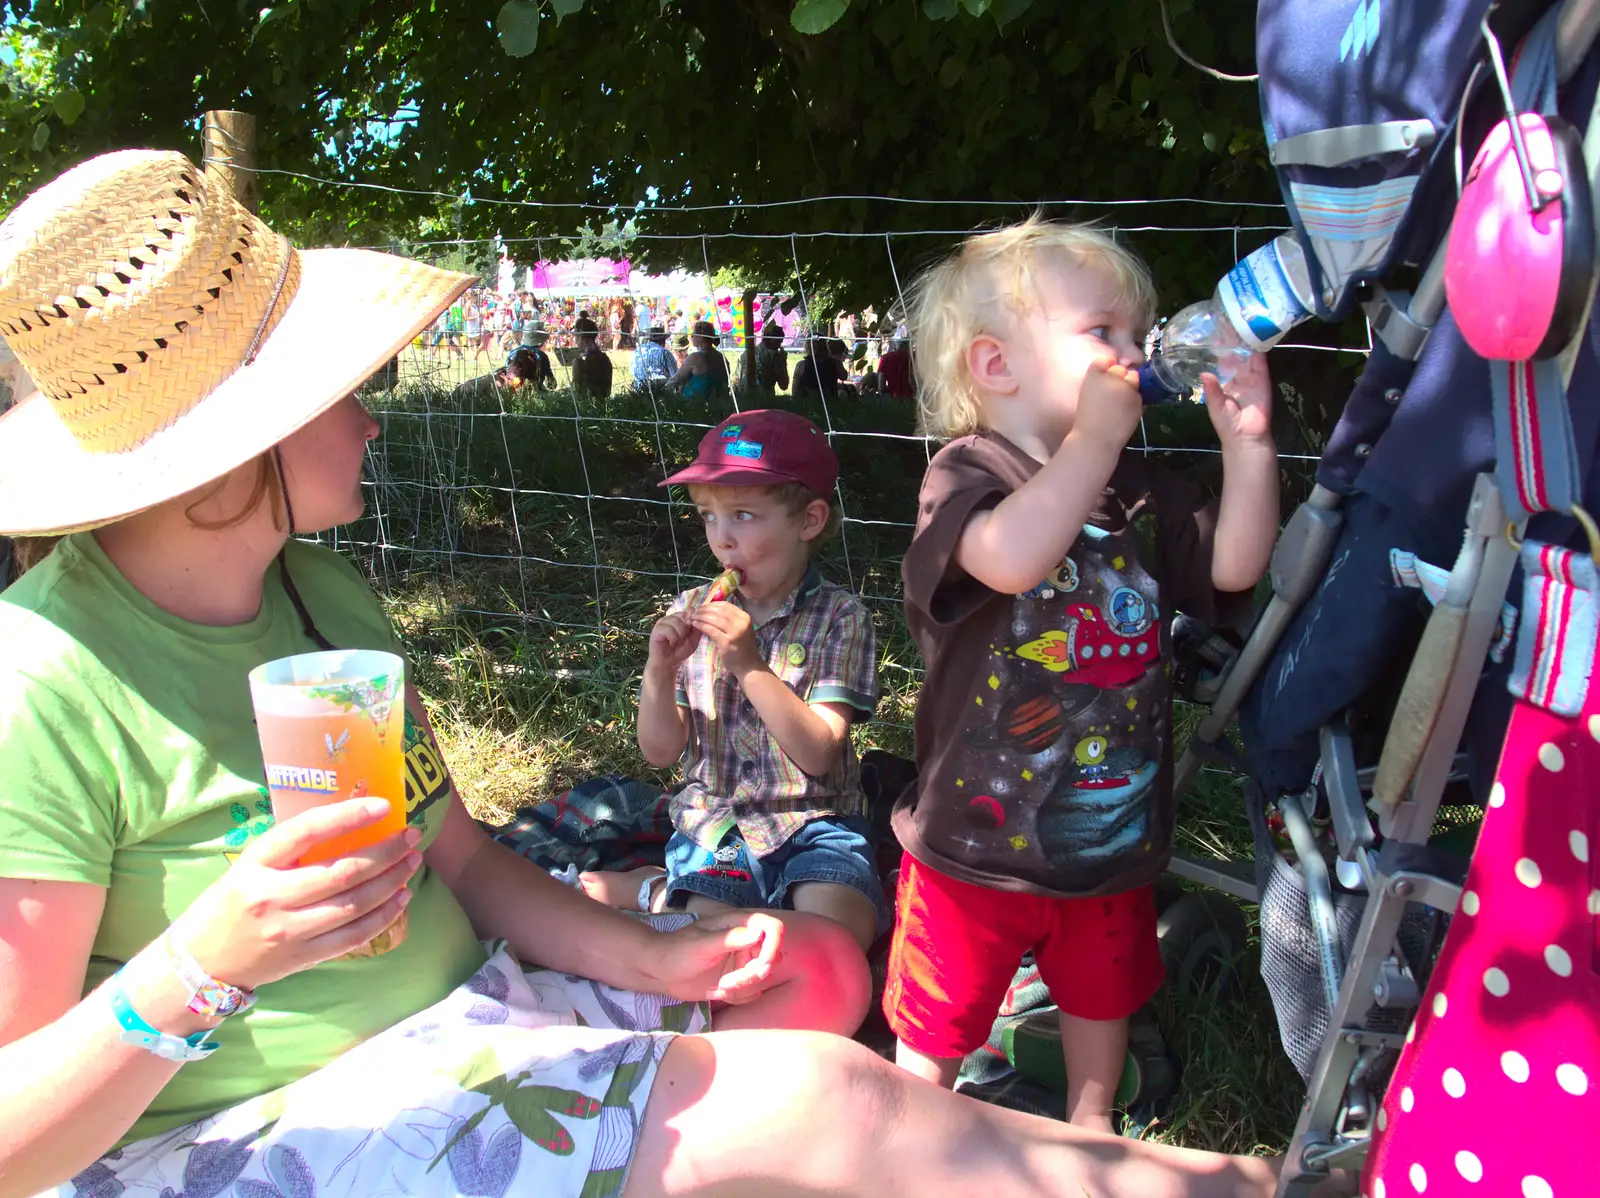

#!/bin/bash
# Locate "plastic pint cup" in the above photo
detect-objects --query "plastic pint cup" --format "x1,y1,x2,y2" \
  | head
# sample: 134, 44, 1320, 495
249, 649, 409, 956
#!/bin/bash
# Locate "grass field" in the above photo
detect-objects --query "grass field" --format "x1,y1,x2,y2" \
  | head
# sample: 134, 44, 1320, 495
339, 347, 1318, 1155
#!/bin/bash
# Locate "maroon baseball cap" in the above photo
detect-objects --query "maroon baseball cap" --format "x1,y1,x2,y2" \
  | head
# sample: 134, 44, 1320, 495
660, 409, 838, 495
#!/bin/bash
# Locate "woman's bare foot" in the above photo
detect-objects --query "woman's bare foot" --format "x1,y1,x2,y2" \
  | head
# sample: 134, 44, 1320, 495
579, 866, 665, 910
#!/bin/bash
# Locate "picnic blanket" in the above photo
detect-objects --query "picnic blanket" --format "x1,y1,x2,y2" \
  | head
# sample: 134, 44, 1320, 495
485, 754, 918, 880
485, 775, 674, 875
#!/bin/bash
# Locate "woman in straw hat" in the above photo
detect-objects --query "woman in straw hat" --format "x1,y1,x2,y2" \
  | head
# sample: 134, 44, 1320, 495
0, 151, 1324, 1198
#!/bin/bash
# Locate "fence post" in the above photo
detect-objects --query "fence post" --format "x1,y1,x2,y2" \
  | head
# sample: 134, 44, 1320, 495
202, 110, 258, 214
741, 288, 757, 394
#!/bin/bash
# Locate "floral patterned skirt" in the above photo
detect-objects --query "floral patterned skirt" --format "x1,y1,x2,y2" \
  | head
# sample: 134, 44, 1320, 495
56, 926, 708, 1198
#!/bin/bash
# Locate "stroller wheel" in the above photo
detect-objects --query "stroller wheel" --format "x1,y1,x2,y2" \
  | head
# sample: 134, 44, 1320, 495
1157, 892, 1249, 999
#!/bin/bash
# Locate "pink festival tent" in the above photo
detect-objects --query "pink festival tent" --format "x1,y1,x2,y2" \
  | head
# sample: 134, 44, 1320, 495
498, 256, 710, 300
492, 255, 806, 342
530, 258, 631, 291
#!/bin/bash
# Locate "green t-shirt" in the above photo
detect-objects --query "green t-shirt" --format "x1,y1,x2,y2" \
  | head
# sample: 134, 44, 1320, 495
0, 533, 486, 1143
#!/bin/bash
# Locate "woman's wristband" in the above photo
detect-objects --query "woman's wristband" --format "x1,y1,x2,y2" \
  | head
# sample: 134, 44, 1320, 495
106, 970, 218, 1063
162, 932, 257, 1019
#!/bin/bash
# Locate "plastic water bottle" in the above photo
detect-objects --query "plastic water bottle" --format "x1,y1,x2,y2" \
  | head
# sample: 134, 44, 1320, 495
1143, 233, 1317, 400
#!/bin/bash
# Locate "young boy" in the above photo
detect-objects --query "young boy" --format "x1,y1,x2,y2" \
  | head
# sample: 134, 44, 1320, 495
582, 410, 889, 953
887, 217, 1279, 1130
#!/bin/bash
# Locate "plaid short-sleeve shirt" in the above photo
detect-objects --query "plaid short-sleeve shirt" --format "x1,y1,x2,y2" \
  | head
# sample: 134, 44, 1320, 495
671, 565, 878, 856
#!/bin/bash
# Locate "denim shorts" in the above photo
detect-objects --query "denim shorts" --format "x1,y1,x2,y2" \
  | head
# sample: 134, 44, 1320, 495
664, 815, 891, 938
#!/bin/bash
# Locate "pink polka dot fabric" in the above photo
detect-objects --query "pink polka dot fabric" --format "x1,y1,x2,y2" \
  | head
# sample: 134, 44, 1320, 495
1364, 672, 1599, 1196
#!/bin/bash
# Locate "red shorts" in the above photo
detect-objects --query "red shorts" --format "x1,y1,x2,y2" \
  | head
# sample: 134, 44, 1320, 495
883, 854, 1164, 1058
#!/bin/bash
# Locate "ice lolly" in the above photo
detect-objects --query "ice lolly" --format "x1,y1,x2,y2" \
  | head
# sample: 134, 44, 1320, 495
702, 567, 743, 604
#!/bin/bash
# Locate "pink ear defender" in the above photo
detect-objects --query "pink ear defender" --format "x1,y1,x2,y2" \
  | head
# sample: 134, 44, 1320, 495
1446, 109, 1595, 362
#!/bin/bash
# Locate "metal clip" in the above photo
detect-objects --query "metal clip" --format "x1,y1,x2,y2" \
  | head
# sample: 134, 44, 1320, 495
1506, 503, 1600, 556
1481, 15, 1551, 212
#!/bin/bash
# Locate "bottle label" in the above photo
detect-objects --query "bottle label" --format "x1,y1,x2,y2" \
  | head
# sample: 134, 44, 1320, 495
1216, 239, 1310, 352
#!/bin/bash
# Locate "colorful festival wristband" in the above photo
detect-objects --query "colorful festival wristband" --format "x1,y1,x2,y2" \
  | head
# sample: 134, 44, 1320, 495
163, 933, 257, 1019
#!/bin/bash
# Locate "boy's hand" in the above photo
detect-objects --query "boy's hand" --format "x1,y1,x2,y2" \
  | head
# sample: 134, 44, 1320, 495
647, 613, 700, 677
1202, 354, 1274, 447
1073, 357, 1144, 455
689, 602, 763, 679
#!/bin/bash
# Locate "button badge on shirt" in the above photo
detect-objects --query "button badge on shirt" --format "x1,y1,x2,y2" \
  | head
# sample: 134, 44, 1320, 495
785, 642, 807, 667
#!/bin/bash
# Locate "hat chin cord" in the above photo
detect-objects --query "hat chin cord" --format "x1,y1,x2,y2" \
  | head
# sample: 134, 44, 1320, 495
271, 444, 337, 652
271, 445, 297, 539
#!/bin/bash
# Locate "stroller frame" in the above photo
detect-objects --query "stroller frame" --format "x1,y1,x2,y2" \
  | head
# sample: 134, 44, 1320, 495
1157, 1, 1600, 1190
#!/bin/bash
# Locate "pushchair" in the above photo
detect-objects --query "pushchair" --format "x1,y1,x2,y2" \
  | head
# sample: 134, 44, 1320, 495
1163, 1, 1600, 1192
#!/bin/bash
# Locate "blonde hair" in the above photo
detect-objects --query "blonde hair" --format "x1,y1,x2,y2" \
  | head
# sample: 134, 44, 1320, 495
907, 215, 1157, 438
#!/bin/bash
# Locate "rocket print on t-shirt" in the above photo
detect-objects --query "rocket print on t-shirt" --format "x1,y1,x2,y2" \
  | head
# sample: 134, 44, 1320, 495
957, 523, 1166, 886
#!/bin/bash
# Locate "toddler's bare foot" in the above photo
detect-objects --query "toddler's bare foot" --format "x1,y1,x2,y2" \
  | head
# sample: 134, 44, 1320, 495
1067, 1110, 1116, 1136
579, 866, 665, 910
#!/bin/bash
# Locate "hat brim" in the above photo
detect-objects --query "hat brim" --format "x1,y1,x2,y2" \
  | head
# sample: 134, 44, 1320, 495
0, 248, 472, 535
659, 463, 810, 490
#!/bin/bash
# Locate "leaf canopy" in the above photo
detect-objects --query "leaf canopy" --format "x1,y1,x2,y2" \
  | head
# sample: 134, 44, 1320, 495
0, 0, 1274, 304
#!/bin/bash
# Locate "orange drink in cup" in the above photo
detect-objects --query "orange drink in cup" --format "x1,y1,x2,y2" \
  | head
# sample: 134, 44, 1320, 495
249, 649, 409, 956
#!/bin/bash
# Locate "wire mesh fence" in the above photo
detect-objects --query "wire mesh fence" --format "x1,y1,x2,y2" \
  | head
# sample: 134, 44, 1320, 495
310, 207, 1371, 735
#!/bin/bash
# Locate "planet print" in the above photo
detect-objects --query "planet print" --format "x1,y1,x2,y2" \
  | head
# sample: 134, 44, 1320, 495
966, 682, 1096, 754
966, 794, 1006, 829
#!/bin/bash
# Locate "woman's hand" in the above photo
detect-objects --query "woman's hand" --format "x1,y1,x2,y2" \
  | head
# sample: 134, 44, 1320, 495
167, 799, 421, 991
642, 909, 784, 1003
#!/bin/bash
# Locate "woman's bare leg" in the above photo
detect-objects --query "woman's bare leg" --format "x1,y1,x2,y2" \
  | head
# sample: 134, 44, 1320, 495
625, 1031, 1282, 1198
705, 911, 870, 1037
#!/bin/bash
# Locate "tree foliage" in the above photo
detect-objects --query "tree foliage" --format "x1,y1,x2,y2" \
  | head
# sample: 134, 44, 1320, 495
0, 0, 1273, 303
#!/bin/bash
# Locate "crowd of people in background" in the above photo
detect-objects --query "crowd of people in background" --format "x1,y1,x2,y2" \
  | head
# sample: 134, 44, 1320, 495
429, 285, 916, 405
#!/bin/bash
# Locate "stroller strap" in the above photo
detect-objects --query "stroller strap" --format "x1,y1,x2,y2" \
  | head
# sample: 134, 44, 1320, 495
1489, 9, 1591, 524
1486, 9, 1600, 713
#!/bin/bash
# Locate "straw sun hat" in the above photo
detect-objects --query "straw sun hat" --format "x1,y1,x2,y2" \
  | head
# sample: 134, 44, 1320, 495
0, 149, 473, 535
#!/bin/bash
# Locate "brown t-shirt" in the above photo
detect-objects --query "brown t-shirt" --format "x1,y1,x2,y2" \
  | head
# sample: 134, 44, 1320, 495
896, 432, 1230, 897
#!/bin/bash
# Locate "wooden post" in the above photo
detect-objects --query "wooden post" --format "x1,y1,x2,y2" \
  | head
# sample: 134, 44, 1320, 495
202, 110, 259, 214
741, 288, 758, 395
